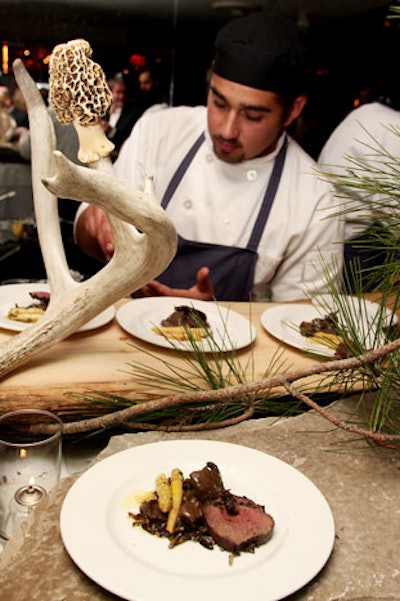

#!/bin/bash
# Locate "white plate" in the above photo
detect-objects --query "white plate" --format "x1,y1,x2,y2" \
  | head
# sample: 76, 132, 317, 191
116, 297, 256, 351
261, 303, 336, 357
0, 283, 115, 333
261, 296, 397, 357
60, 440, 335, 601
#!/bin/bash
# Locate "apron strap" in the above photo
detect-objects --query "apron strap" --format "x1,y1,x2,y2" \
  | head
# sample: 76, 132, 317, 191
161, 131, 287, 252
246, 136, 287, 251
161, 132, 206, 209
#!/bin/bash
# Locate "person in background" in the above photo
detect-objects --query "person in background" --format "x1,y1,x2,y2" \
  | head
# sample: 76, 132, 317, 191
0, 85, 13, 121
101, 75, 138, 159
138, 67, 158, 94
75, 11, 344, 302
318, 63, 400, 289
0, 85, 28, 145
9, 87, 29, 129
17, 108, 102, 278
137, 63, 168, 113
0, 87, 17, 145
0, 85, 12, 109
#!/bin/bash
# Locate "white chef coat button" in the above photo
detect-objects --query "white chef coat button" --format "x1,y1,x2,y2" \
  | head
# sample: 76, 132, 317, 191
247, 169, 257, 181
183, 199, 193, 209
205, 154, 213, 163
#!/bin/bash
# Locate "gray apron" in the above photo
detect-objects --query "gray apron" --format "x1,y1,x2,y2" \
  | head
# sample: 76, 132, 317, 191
157, 133, 287, 301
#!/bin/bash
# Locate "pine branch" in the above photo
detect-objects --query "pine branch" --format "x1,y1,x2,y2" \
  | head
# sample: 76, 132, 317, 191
43, 337, 400, 445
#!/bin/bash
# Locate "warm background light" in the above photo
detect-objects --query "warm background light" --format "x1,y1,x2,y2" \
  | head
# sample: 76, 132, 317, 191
1, 43, 9, 74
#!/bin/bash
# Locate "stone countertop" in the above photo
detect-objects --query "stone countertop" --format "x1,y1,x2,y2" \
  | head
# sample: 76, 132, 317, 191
1, 399, 399, 601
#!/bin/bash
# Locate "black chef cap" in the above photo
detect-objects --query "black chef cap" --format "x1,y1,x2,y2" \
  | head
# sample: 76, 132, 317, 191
213, 11, 306, 97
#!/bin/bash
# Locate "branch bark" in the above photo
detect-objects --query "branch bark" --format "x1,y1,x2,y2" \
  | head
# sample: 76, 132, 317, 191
54, 337, 400, 444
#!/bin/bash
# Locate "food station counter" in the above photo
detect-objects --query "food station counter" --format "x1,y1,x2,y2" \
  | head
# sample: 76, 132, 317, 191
0, 294, 327, 414
0, 293, 399, 601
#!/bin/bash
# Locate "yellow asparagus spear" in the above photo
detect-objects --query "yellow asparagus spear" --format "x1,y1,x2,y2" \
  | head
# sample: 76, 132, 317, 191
166, 468, 183, 533
155, 473, 172, 513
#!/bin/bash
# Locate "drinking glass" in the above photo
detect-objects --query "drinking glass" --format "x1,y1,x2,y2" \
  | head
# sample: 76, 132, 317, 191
0, 409, 62, 541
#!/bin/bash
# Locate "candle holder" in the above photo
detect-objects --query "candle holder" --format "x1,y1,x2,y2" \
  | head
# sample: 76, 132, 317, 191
15, 482, 47, 507
0, 409, 62, 542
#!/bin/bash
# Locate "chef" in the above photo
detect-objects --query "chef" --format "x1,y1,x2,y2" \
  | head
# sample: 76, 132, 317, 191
75, 11, 344, 302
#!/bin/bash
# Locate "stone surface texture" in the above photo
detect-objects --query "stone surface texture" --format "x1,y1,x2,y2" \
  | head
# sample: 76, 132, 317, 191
1, 400, 399, 601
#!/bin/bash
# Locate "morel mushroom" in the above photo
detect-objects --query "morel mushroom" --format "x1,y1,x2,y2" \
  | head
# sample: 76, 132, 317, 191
0, 51, 177, 381
49, 39, 114, 163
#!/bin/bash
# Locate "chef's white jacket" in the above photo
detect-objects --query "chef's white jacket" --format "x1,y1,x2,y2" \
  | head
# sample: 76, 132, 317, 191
79, 105, 344, 301
318, 101, 400, 240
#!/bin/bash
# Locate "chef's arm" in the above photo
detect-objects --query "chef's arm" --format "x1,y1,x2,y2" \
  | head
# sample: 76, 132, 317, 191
74, 203, 114, 263
141, 267, 214, 301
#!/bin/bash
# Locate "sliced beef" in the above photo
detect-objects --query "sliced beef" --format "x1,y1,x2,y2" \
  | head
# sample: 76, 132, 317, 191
202, 494, 275, 553
299, 313, 338, 337
29, 291, 50, 310
161, 305, 209, 328
29, 291, 50, 304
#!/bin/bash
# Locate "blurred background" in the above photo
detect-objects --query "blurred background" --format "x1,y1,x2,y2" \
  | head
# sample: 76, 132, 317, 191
0, 0, 399, 281
0, 1, 398, 129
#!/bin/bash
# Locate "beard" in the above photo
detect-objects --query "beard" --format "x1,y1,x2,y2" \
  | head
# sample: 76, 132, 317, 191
211, 136, 245, 163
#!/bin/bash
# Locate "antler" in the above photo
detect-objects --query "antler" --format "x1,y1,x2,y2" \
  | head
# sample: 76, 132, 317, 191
0, 50, 177, 379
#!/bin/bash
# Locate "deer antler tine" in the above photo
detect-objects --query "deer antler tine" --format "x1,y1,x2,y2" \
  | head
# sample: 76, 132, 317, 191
0, 47, 176, 380
12, 56, 72, 295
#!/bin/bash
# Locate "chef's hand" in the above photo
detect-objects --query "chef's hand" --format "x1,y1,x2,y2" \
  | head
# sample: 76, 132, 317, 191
140, 267, 214, 300
75, 205, 114, 262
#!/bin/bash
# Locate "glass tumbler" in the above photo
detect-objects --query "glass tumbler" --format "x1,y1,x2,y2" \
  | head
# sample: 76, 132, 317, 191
0, 409, 63, 541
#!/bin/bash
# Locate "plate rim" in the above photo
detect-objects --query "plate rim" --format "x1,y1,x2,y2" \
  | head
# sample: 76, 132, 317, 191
0, 282, 115, 333
261, 296, 397, 357
60, 439, 335, 601
116, 296, 256, 352
260, 303, 334, 357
